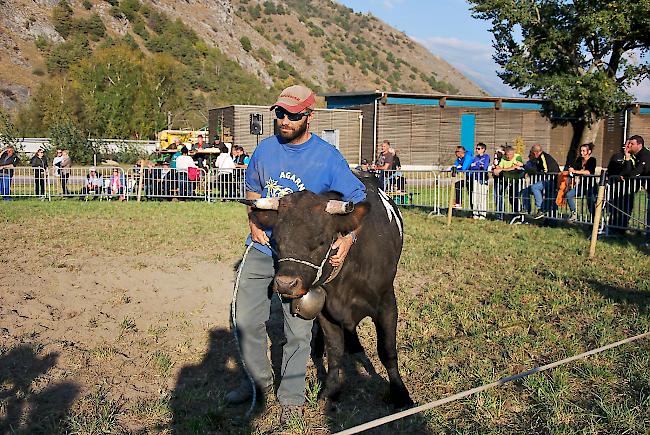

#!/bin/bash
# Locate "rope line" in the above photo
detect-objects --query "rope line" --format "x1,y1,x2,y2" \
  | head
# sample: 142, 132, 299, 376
603, 199, 650, 229
333, 331, 650, 435
231, 243, 257, 418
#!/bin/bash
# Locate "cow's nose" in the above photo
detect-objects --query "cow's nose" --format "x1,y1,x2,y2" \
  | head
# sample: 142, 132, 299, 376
273, 275, 302, 296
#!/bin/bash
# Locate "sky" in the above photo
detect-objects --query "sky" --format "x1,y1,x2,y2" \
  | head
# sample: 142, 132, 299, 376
337, 0, 650, 101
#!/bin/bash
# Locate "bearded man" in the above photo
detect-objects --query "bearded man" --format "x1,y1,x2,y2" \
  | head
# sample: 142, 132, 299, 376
226, 85, 366, 423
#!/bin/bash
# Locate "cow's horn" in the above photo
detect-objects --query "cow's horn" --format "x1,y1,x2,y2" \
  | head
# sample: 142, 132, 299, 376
253, 197, 280, 210
325, 200, 354, 214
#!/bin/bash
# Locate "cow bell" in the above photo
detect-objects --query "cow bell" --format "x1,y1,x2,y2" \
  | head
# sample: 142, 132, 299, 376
290, 286, 326, 320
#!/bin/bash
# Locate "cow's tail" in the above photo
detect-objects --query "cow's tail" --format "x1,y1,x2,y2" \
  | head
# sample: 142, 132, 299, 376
231, 243, 257, 418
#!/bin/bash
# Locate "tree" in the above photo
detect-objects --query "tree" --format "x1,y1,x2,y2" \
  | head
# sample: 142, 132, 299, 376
470, 0, 650, 157
0, 110, 21, 153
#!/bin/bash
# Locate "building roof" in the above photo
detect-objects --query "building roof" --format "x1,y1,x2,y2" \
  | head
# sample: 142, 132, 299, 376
321, 90, 649, 108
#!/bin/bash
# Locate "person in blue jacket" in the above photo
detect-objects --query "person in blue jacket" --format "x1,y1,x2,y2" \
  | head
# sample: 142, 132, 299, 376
226, 85, 366, 423
450, 146, 473, 208
469, 142, 491, 219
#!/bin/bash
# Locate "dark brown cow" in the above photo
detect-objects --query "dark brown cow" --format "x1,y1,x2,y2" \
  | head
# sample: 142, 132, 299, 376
245, 175, 413, 407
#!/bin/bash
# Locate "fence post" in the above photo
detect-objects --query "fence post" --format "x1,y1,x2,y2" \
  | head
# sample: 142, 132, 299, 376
589, 171, 608, 258
447, 167, 456, 226
136, 160, 145, 202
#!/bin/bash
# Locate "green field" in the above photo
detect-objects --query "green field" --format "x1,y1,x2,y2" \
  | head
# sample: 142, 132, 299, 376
1, 200, 649, 433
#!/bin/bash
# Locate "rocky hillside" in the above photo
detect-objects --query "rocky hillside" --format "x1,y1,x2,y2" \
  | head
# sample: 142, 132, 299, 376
0, 0, 485, 136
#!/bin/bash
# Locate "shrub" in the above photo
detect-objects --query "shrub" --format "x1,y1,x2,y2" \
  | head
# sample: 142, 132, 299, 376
82, 0, 92, 10
46, 36, 91, 73
35, 36, 49, 51
49, 119, 96, 165
239, 36, 252, 52
52, 0, 74, 38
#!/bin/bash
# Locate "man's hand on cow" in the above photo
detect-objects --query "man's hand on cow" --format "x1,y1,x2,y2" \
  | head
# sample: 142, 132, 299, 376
250, 220, 269, 245
329, 233, 354, 267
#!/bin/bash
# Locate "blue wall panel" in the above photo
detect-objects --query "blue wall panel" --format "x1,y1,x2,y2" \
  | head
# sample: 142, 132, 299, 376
385, 97, 440, 106
460, 113, 476, 153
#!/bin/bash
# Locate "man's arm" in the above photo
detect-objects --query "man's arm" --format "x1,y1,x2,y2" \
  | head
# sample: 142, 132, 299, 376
246, 190, 269, 245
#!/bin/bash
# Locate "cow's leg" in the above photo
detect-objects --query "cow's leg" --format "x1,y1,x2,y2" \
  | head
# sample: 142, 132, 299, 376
344, 327, 364, 354
374, 290, 413, 408
317, 313, 345, 402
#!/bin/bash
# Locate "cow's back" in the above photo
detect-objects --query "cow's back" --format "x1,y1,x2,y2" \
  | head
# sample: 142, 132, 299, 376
323, 173, 403, 327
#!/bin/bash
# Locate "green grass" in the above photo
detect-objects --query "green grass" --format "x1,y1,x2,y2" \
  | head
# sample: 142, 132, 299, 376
1, 200, 648, 433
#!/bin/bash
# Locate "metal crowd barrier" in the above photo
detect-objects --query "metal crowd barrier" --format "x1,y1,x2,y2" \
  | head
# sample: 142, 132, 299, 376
3, 165, 648, 236
207, 168, 246, 202
126, 167, 208, 201
378, 170, 440, 210
47, 166, 127, 200
605, 176, 649, 233
0, 166, 49, 199
381, 170, 648, 234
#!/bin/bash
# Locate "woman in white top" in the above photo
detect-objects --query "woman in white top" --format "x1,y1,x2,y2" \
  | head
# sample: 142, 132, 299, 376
175, 146, 197, 198
215, 144, 236, 199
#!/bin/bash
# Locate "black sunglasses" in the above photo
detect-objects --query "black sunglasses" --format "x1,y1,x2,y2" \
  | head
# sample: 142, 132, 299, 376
275, 108, 310, 122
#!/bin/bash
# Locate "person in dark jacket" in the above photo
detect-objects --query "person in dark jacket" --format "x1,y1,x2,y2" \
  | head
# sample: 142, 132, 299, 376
30, 149, 48, 197
607, 135, 649, 233
521, 144, 561, 219
0, 146, 19, 199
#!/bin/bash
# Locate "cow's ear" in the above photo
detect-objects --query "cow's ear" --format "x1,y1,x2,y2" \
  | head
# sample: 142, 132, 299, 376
249, 209, 278, 229
333, 201, 370, 233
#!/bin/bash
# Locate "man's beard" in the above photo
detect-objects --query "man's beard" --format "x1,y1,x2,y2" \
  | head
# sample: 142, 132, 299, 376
278, 118, 309, 143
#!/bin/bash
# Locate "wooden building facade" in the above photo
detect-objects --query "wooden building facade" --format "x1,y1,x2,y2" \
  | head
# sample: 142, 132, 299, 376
323, 91, 650, 168
208, 105, 363, 163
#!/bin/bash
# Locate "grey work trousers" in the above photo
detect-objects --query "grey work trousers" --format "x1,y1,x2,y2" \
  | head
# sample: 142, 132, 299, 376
233, 246, 313, 406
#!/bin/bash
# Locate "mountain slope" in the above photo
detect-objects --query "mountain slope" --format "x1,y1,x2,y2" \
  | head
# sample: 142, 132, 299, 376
0, 0, 485, 136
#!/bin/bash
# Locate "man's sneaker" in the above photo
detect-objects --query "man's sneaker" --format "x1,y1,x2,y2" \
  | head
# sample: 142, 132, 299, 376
225, 383, 273, 406
280, 405, 304, 425
568, 212, 577, 222
532, 210, 546, 220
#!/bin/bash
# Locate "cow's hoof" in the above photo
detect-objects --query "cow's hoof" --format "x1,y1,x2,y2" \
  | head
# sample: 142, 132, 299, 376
322, 386, 341, 403
387, 387, 414, 409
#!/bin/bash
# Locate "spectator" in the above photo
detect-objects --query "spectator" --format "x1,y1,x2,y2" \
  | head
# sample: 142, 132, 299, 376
216, 143, 236, 198
59, 150, 72, 195
81, 167, 102, 198
0, 146, 19, 199
564, 143, 597, 222
387, 148, 405, 192
52, 149, 63, 177
372, 140, 394, 188
492, 146, 506, 219
175, 146, 197, 198
521, 144, 560, 219
359, 158, 370, 172
450, 146, 472, 208
192, 134, 206, 151
620, 135, 649, 239
232, 146, 250, 198
108, 168, 125, 201
160, 161, 175, 199
30, 148, 48, 197
492, 146, 524, 217
469, 142, 490, 219
170, 138, 182, 169
233, 146, 251, 168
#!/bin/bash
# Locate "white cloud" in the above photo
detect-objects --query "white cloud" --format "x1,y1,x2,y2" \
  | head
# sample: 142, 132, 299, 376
630, 81, 650, 103
381, 0, 405, 9
416, 35, 650, 101
414, 35, 519, 97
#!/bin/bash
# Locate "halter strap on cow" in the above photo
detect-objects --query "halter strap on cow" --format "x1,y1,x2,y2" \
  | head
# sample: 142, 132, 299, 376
273, 233, 348, 287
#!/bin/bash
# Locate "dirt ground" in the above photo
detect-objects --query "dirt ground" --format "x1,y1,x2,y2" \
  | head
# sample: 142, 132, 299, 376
1, 248, 242, 431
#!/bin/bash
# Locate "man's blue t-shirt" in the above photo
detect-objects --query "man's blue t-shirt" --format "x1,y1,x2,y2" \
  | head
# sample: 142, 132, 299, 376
245, 133, 366, 256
